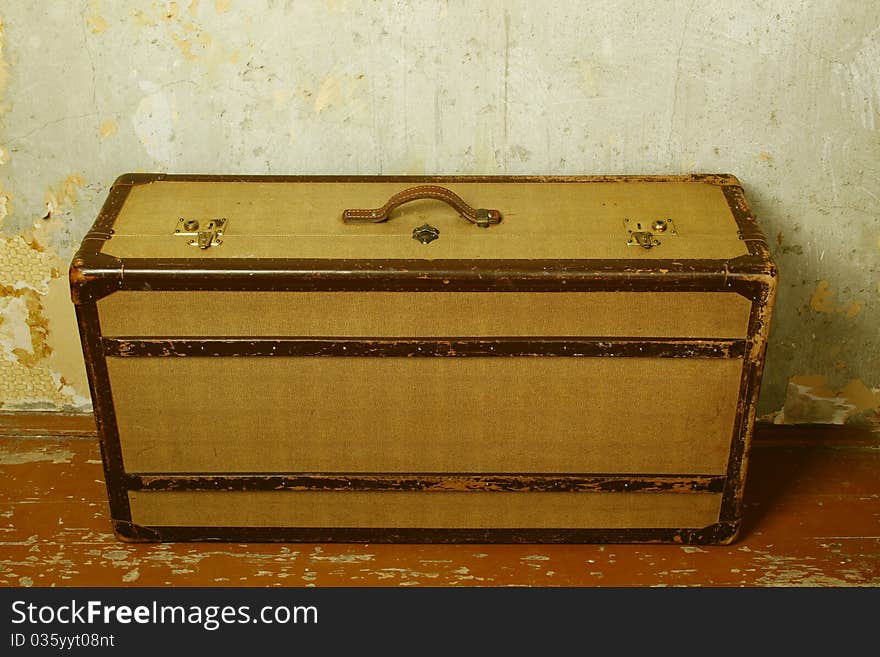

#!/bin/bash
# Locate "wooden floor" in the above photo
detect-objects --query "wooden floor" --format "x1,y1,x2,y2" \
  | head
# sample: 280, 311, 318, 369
0, 418, 877, 587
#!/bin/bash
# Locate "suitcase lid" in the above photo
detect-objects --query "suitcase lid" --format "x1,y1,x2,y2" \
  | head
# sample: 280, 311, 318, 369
71, 174, 775, 303
94, 174, 763, 261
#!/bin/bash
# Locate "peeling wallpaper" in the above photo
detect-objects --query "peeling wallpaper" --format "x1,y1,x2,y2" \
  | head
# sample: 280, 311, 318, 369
0, 1, 878, 423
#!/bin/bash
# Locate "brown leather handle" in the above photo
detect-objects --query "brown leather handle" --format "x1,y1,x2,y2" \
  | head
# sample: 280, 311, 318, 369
342, 185, 502, 228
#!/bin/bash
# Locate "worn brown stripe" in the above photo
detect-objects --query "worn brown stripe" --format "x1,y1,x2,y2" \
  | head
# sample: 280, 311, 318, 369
106, 256, 771, 297
721, 183, 771, 255
74, 303, 131, 525
102, 337, 747, 359
117, 257, 732, 277
69, 181, 130, 304
76, 256, 768, 301
114, 523, 738, 545
126, 473, 727, 494
719, 278, 776, 523
119, 173, 742, 185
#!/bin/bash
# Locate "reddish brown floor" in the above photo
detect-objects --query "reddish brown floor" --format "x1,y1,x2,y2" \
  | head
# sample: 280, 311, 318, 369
0, 423, 878, 587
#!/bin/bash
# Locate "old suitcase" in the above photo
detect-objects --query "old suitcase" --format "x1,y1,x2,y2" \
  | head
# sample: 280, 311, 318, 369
70, 174, 776, 544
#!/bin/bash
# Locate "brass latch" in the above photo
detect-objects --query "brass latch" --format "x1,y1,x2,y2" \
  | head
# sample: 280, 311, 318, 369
174, 218, 227, 249
624, 218, 677, 250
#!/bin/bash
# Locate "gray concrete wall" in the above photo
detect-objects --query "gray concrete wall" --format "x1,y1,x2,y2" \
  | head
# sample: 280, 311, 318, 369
1, 1, 878, 422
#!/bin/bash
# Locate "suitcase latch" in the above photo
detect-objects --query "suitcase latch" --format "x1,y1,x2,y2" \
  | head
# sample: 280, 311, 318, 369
174, 218, 227, 250
624, 218, 677, 249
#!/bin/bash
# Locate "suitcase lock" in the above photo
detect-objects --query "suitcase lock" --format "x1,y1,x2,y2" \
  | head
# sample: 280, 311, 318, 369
412, 223, 440, 244
624, 218, 677, 249
175, 218, 227, 249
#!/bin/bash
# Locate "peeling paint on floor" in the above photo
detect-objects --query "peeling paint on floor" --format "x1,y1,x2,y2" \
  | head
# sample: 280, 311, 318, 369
0, 444, 73, 464
2, 433, 870, 587
309, 553, 375, 564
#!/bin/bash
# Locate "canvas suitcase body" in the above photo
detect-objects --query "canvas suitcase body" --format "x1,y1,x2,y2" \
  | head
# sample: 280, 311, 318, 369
71, 174, 776, 544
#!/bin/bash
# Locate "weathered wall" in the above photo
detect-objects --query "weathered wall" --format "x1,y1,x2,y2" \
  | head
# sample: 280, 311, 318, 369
0, 1, 878, 423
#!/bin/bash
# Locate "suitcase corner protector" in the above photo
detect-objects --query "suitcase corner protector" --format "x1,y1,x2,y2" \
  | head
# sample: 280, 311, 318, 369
113, 519, 161, 543
69, 252, 123, 305
680, 520, 741, 546
113, 172, 163, 187
697, 172, 742, 187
